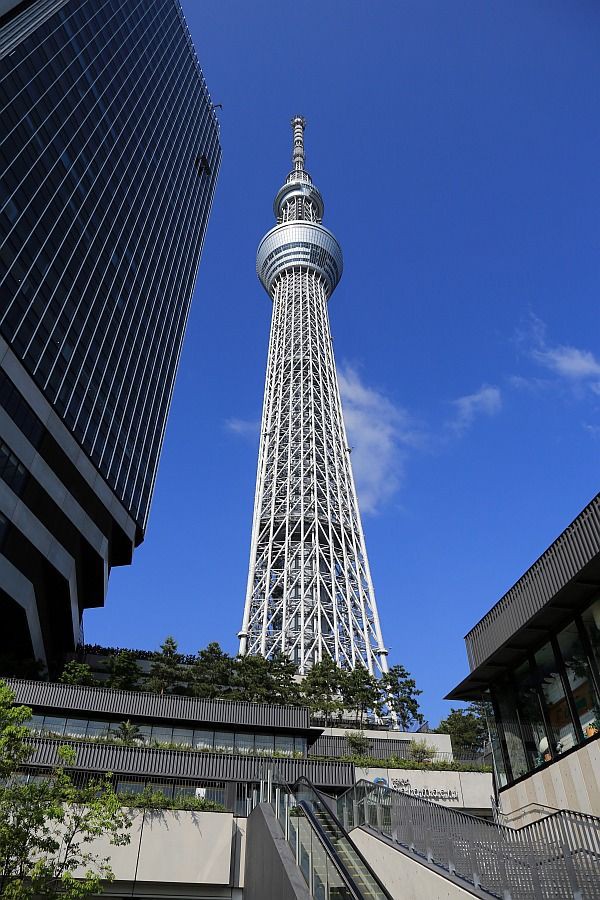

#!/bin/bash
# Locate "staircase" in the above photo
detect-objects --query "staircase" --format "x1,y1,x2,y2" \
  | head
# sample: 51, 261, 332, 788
337, 779, 600, 899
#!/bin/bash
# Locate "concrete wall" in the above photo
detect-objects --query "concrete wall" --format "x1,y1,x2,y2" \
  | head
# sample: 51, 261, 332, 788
351, 828, 484, 900
355, 766, 493, 815
244, 803, 311, 900
321, 726, 452, 754
79, 809, 238, 888
499, 740, 600, 822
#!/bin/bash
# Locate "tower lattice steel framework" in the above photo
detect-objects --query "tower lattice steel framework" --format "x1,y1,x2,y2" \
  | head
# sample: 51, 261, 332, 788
238, 117, 389, 676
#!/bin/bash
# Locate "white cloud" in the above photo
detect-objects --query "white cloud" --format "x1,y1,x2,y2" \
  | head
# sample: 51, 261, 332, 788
338, 365, 421, 515
225, 417, 260, 438
532, 345, 600, 380
519, 313, 600, 393
450, 385, 502, 434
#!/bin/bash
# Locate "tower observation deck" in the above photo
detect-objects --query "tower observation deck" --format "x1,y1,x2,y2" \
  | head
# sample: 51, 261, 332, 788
238, 117, 389, 676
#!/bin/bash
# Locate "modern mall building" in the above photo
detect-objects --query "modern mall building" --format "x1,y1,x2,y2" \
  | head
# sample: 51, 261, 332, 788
0, 0, 220, 673
449, 491, 600, 822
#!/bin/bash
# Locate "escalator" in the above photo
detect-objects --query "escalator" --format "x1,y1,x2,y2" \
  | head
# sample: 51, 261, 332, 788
267, 776, 392, 899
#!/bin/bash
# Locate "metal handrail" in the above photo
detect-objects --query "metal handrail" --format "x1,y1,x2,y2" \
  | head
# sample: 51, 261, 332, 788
293, 777, 392, 900
337, 779, 600, 899
266, 776, 390, 899
296, 800, 366, 900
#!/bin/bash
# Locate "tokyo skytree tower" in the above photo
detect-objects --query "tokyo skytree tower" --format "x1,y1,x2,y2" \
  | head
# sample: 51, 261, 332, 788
238, 117, 389, 677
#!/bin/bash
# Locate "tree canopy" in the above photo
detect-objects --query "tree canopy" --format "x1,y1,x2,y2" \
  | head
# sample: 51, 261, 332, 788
436, 703, 488, 752
0, 681, 131, 900
55, 638, 424, 727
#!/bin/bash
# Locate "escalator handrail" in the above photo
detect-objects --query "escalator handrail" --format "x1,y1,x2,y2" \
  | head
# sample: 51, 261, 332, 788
291, 776, 393, 900
296, 799, 366, 900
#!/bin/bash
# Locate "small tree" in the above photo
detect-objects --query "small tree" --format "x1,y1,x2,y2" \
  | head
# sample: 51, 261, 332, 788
340, 667, 380, 726
0, 681, 132, 900
408, 739, 436, 763
188, 643, 234, 699
148, 637, 183, 695
114, 720, 142, 746
269, 653, 301, 706
58, 661, 95, 687
380, 664, 423, 731
232, 654, 274, 704
106, 651, 141, 692
301, 657, 343, 726
436, 703, 488, 752
345, 731, 370, 756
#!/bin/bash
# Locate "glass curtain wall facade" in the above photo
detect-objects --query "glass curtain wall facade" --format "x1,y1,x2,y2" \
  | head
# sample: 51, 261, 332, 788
485, 596, 600, 789
0, 0, 220, 670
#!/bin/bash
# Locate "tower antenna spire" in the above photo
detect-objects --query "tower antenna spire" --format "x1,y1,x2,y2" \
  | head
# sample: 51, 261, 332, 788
291, 115, 306, 172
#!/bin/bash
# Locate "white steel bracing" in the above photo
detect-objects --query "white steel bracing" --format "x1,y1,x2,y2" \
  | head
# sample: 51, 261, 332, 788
238, 118, 389, 676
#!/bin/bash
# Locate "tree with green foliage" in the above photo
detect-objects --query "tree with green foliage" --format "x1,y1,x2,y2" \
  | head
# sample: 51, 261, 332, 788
301, 657, 343, 725
0, 681, 33, 779
0, 681, 131, 900
340, 667, 380, 725
436, 703, 488, 752
345, 731, 370, 756
105, 651, 141, 692
188, 643, 234, 699
380, 664, 423, 731
58, 661, 95, 687
148, 637, 183, 695
268, 653, 301, 706
114, 721, 142, 746
232, 654, 275, 704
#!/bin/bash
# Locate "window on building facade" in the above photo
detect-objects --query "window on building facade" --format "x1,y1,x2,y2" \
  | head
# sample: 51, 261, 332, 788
534, 641, 579, 757
557, 621, 600, 740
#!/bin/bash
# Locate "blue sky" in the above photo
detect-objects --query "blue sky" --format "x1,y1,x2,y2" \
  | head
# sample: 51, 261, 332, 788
87, 0, 600, 726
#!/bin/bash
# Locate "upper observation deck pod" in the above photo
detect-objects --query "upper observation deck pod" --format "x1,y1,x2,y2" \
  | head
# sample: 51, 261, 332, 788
258, 116, 342, 297
257, 221, 343, 297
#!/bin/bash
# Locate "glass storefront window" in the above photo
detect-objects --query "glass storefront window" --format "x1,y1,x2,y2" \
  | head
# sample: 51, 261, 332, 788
214, 731, 234, 753
27, 714, 45, 732
235, 733, 255, 754
43, 716, 66, 735
172, 728, 194, 746
136, 724, 152, 743
294, 736, 307, 756
275, 735, 294, 756
481, 692, 508, 788
557, 621, 600, 740
255, 733, 275, 755
513, 661, 549, 770
151, 726, 174, 744
193, 729, 214, 750
581, 599, 600, 734
534, 642, 578, 757
86, 720, 110, 739
64, 718, 88, 737
493, 679, 528, 781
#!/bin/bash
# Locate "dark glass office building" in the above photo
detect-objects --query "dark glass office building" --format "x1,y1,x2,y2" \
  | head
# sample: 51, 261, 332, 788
0, 0, 220, 672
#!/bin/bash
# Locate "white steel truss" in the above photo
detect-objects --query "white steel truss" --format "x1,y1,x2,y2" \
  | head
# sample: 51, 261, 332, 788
238, 118, 389, 676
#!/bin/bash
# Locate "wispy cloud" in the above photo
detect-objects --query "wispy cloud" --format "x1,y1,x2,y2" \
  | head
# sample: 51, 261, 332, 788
338, 364, 422, 515
225, 417, 260, 438
533, 345, 600, 380
518, 313, 600, 393
449, 385, 502, 434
